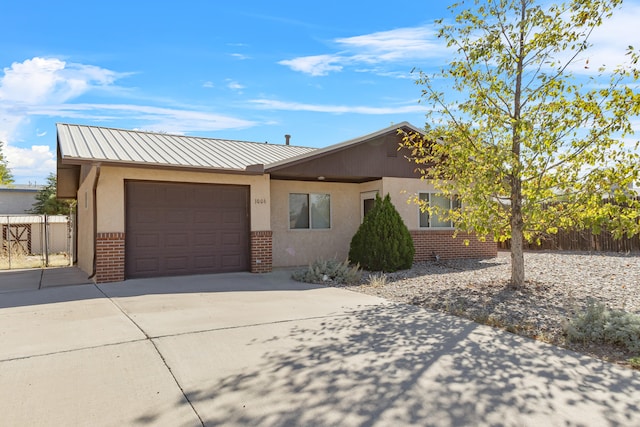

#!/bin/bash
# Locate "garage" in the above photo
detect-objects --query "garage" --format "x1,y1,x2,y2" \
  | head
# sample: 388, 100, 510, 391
125, 181, 250, 279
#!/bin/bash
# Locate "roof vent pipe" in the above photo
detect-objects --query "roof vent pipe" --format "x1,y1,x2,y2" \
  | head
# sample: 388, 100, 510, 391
285, 134, 291, 145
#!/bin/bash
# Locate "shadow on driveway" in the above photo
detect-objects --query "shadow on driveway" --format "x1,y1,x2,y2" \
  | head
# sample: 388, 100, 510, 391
2, 267, 639, 426
154, 303, 640, 426
0, 266, 92, 294
0, 269, 319, 310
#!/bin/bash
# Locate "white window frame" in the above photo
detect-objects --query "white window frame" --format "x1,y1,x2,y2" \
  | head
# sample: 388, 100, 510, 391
288, 193, 332, 230
418, 193, 460, 229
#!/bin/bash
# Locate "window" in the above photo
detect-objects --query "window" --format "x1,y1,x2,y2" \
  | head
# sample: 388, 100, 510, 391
289, 193, 331, 229
419, 193, 460, 228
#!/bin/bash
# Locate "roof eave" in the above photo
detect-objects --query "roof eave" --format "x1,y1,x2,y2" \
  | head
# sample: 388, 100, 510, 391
58, 156, 265, 175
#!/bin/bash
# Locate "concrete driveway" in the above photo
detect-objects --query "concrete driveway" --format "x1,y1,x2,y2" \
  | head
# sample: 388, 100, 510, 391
1, 270, 639, 426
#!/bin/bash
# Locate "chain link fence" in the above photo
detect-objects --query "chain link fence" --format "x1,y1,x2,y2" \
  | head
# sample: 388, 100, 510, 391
0, 215, 74, 270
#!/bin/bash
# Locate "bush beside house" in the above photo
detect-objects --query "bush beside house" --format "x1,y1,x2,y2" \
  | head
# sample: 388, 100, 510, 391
349, 193, 414, 272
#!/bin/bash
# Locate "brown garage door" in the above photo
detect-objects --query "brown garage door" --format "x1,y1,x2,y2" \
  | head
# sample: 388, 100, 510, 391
125, 181, 250, 279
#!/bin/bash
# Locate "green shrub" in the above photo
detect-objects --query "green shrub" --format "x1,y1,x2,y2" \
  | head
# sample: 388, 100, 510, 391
565, 300, 640, 353
349, 193, 415, 272
629, 356, 640, 369
292, 258, 362, 285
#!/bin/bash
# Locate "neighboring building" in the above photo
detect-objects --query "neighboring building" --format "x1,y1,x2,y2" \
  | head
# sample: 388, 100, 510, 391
56, 122, 497, 283
0, 184, 44, 214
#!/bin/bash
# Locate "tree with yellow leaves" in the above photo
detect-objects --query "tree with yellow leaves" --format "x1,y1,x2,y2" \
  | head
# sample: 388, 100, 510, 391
402, 0, 640, 287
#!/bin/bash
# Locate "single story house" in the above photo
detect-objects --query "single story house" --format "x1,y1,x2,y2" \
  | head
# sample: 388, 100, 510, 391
0, 184, 44, 214
56, 122, 496, 283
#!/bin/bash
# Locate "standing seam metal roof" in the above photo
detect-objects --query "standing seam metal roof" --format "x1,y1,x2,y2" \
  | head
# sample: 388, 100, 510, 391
57, 123, 318, 170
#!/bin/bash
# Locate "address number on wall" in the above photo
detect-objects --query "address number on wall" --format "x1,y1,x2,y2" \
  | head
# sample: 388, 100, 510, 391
254, 198, 267, 204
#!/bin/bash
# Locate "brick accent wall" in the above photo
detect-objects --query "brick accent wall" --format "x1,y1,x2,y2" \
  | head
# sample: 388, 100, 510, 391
251, 231, 273, 273
95, 232, 125, 283
410, 230, 497, 261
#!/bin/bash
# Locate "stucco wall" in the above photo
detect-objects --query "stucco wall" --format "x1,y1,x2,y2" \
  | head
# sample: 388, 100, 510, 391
271, 178, 450, 267
381, 177, 439, 230
95, 166, 271, 233
77, 166, 97, 275
271, 180, 364, 267
0, 190, 38, 214
80, 168, 495, 277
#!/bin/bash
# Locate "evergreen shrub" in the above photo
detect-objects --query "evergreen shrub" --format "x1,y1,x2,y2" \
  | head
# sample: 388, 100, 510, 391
349, 193, 414, 272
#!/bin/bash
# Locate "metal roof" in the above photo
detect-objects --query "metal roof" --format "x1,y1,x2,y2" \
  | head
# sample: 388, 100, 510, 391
57, 123, 317, 171
0, 184, 45, 192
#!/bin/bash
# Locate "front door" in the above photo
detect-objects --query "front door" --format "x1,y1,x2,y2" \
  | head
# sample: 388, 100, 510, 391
360, 191, 378, 222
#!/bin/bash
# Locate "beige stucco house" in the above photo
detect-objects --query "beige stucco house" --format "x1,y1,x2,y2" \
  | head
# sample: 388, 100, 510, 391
56, 122, 496, 283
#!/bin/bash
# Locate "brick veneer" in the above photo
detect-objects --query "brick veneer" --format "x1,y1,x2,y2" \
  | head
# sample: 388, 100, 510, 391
250, 230, 273, 273
95, 232, 125, 283
410, 230, 497, 261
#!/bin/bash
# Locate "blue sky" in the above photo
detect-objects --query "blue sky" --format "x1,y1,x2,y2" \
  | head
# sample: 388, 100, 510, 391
1, 0, 639, 184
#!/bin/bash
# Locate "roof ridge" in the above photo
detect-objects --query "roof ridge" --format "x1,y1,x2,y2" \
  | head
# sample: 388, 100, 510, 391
56, 122, 315, 149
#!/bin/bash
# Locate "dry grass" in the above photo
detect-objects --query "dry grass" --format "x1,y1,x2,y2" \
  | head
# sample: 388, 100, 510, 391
0, 252, 71, 270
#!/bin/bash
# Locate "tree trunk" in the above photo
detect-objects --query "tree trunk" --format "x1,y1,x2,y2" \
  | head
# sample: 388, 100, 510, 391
509, 0, 527, 289
510, 216, 525, 287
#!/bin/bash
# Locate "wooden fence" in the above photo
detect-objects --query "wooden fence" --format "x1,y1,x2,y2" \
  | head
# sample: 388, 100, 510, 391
498, 229, 640, 252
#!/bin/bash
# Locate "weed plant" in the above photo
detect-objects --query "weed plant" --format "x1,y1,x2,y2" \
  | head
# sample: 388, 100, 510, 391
292, 258, 362, 285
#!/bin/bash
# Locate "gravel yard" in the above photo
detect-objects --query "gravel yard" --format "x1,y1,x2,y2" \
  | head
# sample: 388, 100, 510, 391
332, 250, 640, 367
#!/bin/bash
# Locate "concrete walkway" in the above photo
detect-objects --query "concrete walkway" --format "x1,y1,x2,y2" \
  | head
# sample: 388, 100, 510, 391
1, 270, 639, 426
0, 266, 92, 293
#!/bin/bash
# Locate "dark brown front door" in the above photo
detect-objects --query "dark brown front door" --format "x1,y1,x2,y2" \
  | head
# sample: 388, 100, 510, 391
125, 181, 249, 279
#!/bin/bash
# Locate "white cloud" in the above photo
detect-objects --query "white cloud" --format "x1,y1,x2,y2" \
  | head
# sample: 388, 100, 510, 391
279, 26, 445, 76
336, 27, 445, 63
230, 53, 250, 60
30, 103, 256, 133
278, 3, 640, 78
0, 57, 259, 182
226, 79, 245, 91
567, 2, 640, 74
5, 144, 56, 182
0, 57, 126, 181
202, 81, 215, 88
0, 114, 25, 146
250, 98, 428, 114
0, 57, 121, 105
279, 54, 344, 76
0, 57, 125, 145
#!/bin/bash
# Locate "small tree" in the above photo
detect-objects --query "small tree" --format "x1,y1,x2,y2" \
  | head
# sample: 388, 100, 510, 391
402, 0, 640, 288
29, 173, 74, 215
0, 140, 14, 185
349, 194, 415, 272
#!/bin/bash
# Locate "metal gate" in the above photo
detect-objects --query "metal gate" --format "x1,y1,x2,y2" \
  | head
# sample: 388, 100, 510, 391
0, 215, 74, 270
